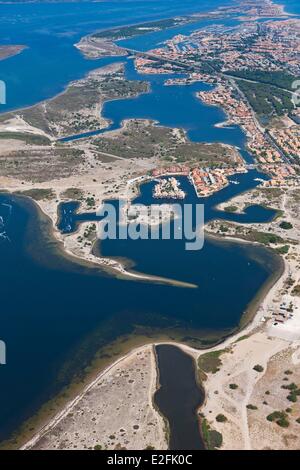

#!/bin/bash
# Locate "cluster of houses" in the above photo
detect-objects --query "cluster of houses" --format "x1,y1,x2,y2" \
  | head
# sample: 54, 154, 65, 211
272, 296, 295, 325
270, 127, 300, 162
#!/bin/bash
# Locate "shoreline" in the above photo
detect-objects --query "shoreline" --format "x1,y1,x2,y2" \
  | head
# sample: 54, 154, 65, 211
0, 62, 130, 138
0, 44, 27, 62
0, 0, 297, 450
17, 248, 285, 451
0, 190, 285, 450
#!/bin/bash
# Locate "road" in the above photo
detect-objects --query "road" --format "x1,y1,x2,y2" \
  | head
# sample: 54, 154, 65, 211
124, 47, 216, 73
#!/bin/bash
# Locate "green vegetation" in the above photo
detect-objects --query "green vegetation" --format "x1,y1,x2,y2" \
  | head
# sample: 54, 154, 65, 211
267, 411, 289, 428
279, 221, 293, 230
198, 349, 228, 374
0, 68, 148, 138
235, 334, 249, 343
282, 383, 300, 402
83, 223, 97, 241
94, 120, 238, 165
247, 231, 284, 246
93, 444, 102, 450
281, 383, 298, 391
228, 70, 296, 91
0, 131, 51, 145
93, 17, 190, 41
201, 418, 223, 450
216, 414, 227, 423
86, 197, 95, 208
219, 224, 229, 233
61, 187, 84, 200
276, 417, 290, 428
292, 285, 300, 296
253, 364, 264, 373
287, 393, 299, 403
217, 222, 287, 246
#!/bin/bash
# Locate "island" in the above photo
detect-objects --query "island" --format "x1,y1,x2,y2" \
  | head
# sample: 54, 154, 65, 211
0, 45, 26, 61
1, 0, 300, 453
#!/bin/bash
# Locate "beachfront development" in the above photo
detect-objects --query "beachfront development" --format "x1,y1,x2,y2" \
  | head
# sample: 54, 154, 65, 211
151, 164, 247, 198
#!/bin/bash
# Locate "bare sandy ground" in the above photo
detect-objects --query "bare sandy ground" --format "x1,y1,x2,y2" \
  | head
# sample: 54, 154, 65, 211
248, 345, 300, 450
22, 345, 167, 450
197, 184, 300, 449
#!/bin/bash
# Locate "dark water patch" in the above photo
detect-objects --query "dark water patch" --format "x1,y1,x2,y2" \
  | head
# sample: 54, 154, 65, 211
0, 192, 281, 442
154, 344, 204, 450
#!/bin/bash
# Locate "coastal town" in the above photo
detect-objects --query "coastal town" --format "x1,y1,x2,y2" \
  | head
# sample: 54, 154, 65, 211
132, 1, 300, 193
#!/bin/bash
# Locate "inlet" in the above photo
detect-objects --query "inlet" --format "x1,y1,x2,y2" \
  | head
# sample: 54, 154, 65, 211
154, 344, 205, 450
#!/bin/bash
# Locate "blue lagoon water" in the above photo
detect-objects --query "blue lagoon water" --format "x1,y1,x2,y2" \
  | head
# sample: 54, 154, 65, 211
0, 0, 285, 444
